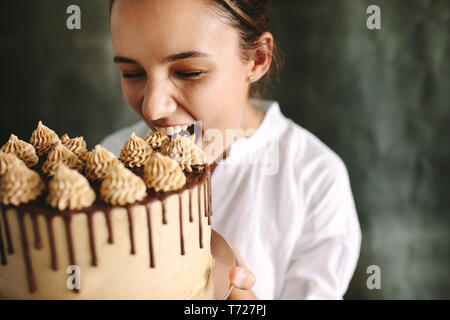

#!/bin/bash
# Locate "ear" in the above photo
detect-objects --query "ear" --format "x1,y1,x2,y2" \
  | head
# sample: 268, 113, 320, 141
247, 32, 274, 83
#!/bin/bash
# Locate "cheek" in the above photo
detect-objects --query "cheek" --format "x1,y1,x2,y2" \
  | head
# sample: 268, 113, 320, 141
121, 80, 143, 115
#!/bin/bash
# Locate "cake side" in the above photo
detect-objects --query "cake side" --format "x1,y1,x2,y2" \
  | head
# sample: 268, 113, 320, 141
0, 179, 213, 299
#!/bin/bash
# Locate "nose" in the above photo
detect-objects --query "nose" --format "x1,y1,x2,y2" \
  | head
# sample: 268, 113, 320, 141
141, 79, 177, 121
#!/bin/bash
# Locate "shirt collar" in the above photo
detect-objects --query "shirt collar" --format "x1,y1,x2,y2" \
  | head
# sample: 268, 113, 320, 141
224, 99, 283, 161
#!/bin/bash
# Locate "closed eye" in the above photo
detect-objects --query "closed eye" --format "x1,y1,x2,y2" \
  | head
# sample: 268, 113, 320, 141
122, 72, 145, 79
175, 71, 204, 79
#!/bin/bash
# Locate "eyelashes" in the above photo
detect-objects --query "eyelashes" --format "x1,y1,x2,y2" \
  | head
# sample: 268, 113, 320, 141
121, 71, 205, 80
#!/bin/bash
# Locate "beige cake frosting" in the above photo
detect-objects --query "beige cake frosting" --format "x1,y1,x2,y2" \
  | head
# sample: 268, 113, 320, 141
144, 152, 187, 192
120, 132, 152, 168
1, 134, 39, 168
145, 131, 171, 151
0, 161, 45, 206
42, 141, 83, 177
163, 135, 207, 172
0, 152, 22, 176
100, 163, 147, 206
85, 145, 119, 182
30, 121, 60, 156
0, 125, 214, 300
63, 136, 89, 164
46, 164, 96, 211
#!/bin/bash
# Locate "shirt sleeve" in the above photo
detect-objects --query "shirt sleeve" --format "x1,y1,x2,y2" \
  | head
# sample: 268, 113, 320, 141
279, 155, 362, 300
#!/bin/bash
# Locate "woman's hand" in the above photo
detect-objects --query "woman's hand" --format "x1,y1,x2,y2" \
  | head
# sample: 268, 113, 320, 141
228, 242, 258, 300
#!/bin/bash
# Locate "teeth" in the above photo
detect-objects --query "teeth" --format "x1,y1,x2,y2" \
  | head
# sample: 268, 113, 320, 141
154, 125, 189, 136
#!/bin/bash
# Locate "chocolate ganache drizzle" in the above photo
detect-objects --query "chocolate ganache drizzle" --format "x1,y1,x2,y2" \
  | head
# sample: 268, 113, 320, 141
0, 125, 212, 294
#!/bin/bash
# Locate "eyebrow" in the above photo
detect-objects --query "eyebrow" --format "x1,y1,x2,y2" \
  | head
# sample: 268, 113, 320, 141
113, 51, 211, 64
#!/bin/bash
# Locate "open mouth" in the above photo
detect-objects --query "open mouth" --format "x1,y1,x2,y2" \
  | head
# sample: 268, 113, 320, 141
153, 123, 202, 143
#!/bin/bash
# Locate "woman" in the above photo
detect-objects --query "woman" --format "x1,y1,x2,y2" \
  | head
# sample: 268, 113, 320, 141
103, 0, 362, 300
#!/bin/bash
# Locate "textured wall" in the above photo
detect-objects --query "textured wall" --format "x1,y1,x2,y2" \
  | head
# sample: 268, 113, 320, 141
1, 0, 449, 299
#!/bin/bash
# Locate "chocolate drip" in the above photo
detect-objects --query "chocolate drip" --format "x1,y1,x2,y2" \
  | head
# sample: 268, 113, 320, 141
204, 183, 208, 219
64, 214, 79, 293
87, 213, 97, 266
17, 210, 36, 293
127, 206, 136, 255
1, 207, 14, 254
162, 200, 167, 225
31, 214, 42, 250
45, 216, 58, 270
0, 213, 6, 265
146, 204, 155, 268
188, 189, 193, 223
207, 172, 212, 226
104, 209, 114, 244
179, 194, 185, 256
197, 184, 203, 249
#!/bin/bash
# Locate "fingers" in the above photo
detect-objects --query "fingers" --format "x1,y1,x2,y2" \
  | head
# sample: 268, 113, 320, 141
229, 266, 256, 290
230, 241, 245, 267
229, 242, 256, 290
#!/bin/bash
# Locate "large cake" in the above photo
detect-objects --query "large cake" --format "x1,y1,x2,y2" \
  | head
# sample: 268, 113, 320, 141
0, 122, 214, 299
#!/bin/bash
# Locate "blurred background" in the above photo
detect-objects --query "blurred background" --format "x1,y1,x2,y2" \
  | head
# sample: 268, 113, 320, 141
1, 0, 449, 299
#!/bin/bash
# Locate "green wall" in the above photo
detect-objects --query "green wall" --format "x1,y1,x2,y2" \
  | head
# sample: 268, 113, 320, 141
1, 0, 449, 299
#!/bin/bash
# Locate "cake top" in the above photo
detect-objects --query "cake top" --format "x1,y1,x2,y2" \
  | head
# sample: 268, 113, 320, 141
0, 121, 207, 211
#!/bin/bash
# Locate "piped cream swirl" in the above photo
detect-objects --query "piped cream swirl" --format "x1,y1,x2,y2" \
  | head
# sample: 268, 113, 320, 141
41, 141, 83, 177
46, 164, 96, 211
63, 136, 89, 163
85, 145, 119, 182
0, 161, 45, 206
100, 163, 147, 206
120, 132, 152, 168
0, 152, 22, 177
145, 131, 171, 151
29, 121, 60, 156
144, 152, 186, 192
1, 134, 39, 167
162, 134, 206, 172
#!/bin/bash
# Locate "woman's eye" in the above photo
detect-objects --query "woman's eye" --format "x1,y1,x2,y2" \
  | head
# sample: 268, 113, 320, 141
122, 72, 145, 79
176, 71, 204, 79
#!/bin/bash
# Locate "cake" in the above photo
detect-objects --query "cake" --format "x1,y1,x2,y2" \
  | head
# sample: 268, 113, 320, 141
0, 122, 214, 299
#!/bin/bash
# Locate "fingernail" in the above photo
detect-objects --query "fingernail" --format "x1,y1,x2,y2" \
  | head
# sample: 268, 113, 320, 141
233, 268, 246, 288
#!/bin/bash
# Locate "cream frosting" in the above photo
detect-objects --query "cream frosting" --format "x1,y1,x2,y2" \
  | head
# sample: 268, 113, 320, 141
29, 121, 60, 156
46, 164, 96, 211
163, 135, 206, 172
63, 136, 89, 163
41, 141, 83, 177
85, 145, 119, 182
60, 133, 70, 144
0, 152, 22, 177
100, 163, 147, 206
0, 161, 45, 206
1, 134, 39, 167
120, 132, 153, 168
145, 131, 171, 150
143, 152, 186, 192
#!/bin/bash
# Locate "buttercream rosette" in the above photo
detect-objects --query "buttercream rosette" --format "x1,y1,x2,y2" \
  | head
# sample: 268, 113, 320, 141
100, 162, 147, 206
29, 121, 60, 156
143, 152, 186, 192
1, 134, 39, 167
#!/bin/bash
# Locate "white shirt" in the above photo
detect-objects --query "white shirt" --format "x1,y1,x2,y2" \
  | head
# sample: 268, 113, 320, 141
101, 100, 362, 300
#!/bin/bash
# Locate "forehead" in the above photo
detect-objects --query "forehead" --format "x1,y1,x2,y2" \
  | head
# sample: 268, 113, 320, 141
110, 0, 238, 60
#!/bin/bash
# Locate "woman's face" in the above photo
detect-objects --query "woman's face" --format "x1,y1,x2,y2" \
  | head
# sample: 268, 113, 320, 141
110, 0, 254, 160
